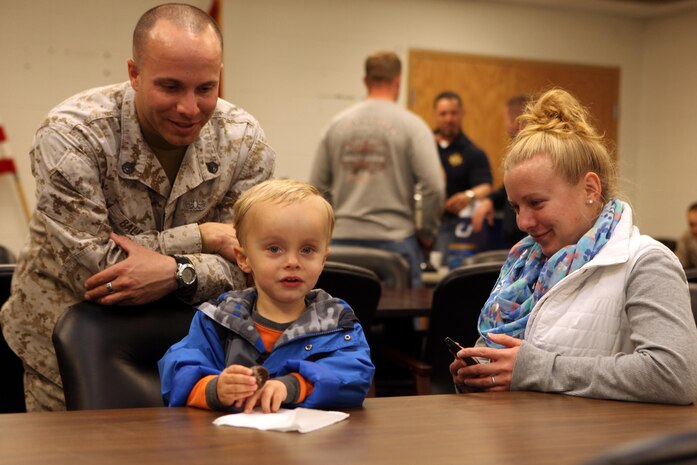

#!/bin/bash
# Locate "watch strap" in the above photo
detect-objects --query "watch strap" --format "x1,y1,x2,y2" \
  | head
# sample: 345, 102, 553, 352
173, 255, 192, 268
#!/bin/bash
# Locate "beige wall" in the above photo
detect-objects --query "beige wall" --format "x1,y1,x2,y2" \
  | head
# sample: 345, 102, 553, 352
0, 0, 691, 256
636, 9, 697, 238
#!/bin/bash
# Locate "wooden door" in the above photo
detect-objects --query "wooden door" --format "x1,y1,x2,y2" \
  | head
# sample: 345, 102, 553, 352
408, 49, 620, 187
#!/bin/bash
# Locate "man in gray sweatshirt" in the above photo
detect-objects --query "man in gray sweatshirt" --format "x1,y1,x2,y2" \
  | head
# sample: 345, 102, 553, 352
310, 51, 444, 287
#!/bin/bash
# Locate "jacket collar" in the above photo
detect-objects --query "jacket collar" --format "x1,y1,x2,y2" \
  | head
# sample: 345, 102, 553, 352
582, 201, 635, 268
198, 288, 356, 348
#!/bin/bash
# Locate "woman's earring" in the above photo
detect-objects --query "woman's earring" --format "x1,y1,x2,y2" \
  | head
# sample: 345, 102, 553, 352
585, 199, 594, 205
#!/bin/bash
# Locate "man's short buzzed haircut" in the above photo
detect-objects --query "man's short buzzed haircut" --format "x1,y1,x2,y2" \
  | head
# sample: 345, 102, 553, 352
365, 52, 402, 84
132, 3, 223, 62
433, 91, 462, 108
689, 202, 697, 213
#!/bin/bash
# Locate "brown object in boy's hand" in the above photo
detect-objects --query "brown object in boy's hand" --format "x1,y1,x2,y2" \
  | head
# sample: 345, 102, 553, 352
251, 365, 269, 389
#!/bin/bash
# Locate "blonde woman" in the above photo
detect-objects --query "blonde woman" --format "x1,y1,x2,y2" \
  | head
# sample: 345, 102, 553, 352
450, 89, 697, 405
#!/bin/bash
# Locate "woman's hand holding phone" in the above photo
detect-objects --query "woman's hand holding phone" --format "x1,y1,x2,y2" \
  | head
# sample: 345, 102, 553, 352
447, 333, 522, 392
445, 336, 480, 393
444, 337, 479, 366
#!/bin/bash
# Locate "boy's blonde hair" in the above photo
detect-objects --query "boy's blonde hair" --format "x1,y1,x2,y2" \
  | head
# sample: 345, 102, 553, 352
233, 179, 335, 245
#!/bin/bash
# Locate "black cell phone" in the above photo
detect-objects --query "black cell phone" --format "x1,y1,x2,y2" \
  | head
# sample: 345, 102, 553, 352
444, 337, 479, 366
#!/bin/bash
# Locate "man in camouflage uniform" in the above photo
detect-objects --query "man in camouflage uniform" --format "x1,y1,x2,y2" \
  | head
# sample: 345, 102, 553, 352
0, 4, 275, 411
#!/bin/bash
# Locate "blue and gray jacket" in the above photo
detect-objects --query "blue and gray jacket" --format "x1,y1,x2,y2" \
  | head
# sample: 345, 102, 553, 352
158, 288, 375, 409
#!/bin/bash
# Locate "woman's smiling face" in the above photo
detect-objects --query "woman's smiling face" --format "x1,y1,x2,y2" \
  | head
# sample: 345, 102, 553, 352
504, 154, 600, 257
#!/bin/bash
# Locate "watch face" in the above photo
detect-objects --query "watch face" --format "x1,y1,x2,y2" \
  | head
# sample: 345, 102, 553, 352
180, 265, 196, 286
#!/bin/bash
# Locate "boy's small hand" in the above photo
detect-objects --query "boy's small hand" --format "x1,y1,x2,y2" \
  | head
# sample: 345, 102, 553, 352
216, 365, 258, 406
243, 380, 287, 413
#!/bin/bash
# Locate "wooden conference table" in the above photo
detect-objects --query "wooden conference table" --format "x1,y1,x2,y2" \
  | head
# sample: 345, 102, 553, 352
3, 392, 697, 465
376, 286, 434, 318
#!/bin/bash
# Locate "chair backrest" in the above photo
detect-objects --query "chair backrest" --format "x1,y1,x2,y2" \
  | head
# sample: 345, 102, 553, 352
584, 430, 697, 465
653, 237, 677, 252
327, 245, 411, 289
424, 262, 502, 394
0, 245, 16, 264
52, 296, 196, 410
315, 261, 382, 331
685, 268, 697, 284
689, 283, 697, 327
0, 264, 13, 303
0, 264, 25, 413
463, 249, 510, 266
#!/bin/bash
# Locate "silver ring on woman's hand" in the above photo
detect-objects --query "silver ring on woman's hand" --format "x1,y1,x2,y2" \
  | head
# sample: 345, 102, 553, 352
490, 375, 496, 386
106, 281, 114, 293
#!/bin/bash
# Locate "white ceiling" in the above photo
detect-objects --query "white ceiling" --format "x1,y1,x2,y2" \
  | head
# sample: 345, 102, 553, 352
483, 0, 697, 18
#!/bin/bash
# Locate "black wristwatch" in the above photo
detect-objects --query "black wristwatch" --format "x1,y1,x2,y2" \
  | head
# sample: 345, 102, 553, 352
173, 255, 197, 294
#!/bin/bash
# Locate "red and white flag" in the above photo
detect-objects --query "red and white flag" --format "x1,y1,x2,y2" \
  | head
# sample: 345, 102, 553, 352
0, 126, 17, 176
0, 124, 30, 223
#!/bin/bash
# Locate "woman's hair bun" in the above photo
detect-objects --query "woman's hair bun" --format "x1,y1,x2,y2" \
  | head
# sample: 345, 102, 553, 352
505, 87, 617, 201
518, 88, 600, 142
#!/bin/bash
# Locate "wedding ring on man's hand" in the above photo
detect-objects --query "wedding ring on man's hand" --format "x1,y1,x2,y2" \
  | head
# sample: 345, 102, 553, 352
490, 375, 496, 386
106, 281, 114, 293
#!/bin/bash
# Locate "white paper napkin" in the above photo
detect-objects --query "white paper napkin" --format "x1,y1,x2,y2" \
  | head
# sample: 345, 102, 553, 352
213, 407, 349, 433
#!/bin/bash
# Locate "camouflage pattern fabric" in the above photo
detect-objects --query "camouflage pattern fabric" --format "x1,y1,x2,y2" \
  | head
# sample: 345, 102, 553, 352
0, 82, 275, 411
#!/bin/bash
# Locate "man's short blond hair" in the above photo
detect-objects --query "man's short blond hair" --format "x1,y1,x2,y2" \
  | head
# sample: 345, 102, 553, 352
233, 179, 335, 245
365, 51, 402, 84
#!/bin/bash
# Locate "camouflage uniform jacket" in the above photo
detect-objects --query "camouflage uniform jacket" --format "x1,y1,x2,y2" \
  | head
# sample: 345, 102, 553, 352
0, 82, 275, 393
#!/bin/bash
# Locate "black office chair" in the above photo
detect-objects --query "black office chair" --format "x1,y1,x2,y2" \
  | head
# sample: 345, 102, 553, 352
383, 262, 502, 395
327, 245, 411, 289
653, 237, 677, 252
315, 261, 382, 330
53, 295, 196, 410
0, 264, 25, 413
584, 430, 697, 465
685, 268, 697, 284
689, 283, 697, 328
0, 245, 15, 264
462, 249, 510, 266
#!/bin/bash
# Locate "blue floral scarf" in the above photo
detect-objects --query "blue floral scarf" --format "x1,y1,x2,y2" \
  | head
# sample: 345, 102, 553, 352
477, 199, 623, 346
